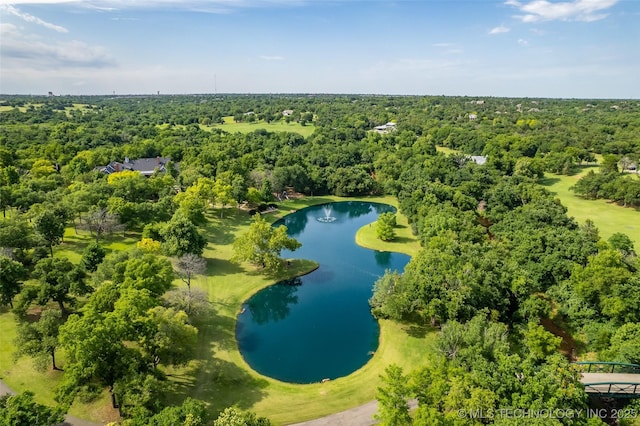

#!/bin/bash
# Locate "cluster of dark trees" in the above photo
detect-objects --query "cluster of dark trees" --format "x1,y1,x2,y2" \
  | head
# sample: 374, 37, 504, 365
0, 94, 639, 424
370, 152, 639, 423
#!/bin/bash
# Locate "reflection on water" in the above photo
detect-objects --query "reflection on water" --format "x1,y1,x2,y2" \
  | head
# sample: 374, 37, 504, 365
374, 250, 392, 267
332, 201, 374, 218
246, 278, 300, 325
282, 211, 308, 237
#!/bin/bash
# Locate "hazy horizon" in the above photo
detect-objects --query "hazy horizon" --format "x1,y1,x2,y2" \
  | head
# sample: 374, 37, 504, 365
1, 0, 639, 99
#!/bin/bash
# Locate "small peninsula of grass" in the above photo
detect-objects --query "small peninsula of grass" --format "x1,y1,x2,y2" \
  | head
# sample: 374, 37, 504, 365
354, 202, 421, 257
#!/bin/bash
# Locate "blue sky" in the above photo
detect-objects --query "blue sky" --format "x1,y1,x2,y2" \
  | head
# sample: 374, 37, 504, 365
1, 0, 638, 98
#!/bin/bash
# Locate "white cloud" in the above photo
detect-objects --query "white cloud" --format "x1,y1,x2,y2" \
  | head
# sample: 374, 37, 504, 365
518, 38, 529, 45
0, 0, 305, 13
0, 24, 115, 69
0, 22, 21, 36
0, 4, 68, 32
506, 0, 618, 22
259, 55, 284, 61
489, 25, 510, 34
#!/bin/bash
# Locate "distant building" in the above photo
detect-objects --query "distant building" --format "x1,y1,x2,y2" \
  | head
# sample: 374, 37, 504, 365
468, 114, 477, 120
282, 110, 294, 116
470, 155, 488, 165
373, 122, 397, 134
99, 156, 175, 177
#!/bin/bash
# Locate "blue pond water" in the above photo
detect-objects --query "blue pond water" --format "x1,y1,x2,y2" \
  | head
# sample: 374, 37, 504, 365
236, 201, 410, 383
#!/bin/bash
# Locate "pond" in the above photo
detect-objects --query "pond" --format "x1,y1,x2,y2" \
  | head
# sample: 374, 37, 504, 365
236, 201, 411, 383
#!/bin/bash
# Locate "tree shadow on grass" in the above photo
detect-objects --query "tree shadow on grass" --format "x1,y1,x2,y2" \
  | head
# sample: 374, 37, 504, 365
206, 258, 244, 276
404, 324, 430, 339
204, 210, 248, 246
399, 319, 434, 339
392, 236, 417, 245
538, 177, 560, 187
165, 309, 269, 414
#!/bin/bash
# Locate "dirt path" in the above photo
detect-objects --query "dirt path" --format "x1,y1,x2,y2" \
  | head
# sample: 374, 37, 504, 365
288, 399, 417, 426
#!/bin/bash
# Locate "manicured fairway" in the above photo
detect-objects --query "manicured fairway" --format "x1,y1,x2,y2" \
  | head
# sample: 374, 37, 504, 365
540, 166, 640, 251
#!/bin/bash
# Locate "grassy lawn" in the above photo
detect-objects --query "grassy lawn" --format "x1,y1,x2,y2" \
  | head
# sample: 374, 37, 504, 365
0, 195, 435, 425
63, 104, 95, 117
540, 166, 640, 251
207, 116, 316, 138
0, 103, 93, 115
57, 227, 141, 263
435, 145, 461, 156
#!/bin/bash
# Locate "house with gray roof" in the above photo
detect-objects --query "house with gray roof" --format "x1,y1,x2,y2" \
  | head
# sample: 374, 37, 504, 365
100, 157, 175, 177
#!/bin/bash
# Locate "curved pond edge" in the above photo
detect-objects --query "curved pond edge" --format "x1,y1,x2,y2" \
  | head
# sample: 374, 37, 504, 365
234, 201, 415, 385
234, 259, 320, 318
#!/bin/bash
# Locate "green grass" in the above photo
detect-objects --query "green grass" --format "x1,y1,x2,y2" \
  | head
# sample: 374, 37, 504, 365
0, 103, 93, 116
207, 116, 316, 138
355, 204, 421, 257
0, 104, 43, 113
435, 145, 461, 155
56, 227, 141, 263
0, 309, 64, 402
63, 104, 94, 117
0, 196, 435, 424
540, 166, 640, 251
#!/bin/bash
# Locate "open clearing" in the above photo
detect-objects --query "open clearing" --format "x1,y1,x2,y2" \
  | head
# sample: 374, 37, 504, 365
207, 116, 316, 138
540, 166, 640, 251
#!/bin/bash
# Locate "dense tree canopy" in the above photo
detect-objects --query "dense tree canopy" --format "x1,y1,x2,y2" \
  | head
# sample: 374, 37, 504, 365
0, 391, 66, 426
1, 93, 639, 424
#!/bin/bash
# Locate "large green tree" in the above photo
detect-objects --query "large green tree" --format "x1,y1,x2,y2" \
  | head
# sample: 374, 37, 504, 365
375, 365, 412, 426
0, 255, 26, 308
14, 308, 64, 370
57, 310, 144, 408
32, 257, 88, 315
161, 213, 207, 256
376, 212, 397, 242
33, 210, 65, 256
232, 214, 301, 275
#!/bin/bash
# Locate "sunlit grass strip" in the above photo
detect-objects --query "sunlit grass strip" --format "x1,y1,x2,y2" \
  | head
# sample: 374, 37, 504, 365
208, 116, 316, 138
540, 166, 640, 251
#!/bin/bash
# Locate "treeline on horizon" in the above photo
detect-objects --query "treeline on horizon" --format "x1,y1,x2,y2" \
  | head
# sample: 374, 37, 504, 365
0, 94, 639, 425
